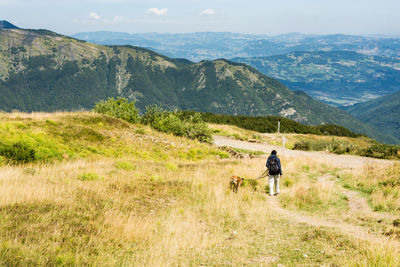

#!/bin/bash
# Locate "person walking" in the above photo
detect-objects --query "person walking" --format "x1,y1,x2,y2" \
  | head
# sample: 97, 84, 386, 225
266, 150, 282, 196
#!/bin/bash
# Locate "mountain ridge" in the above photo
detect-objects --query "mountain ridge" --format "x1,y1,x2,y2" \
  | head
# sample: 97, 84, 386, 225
0, 20, 19, 29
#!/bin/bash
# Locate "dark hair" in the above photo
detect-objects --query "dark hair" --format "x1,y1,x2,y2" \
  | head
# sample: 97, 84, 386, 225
271, 150, 277, 155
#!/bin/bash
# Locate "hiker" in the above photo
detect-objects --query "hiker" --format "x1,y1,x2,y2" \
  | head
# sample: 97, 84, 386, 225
266, 150, 282, 196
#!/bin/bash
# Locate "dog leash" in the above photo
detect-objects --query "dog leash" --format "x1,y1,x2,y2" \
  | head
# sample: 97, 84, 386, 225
241, 169, 269, 181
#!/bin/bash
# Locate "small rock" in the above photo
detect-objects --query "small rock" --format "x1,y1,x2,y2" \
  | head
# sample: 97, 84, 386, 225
303, 254, 308, 258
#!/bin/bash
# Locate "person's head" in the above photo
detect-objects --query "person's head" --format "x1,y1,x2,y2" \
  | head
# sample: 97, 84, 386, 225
271, 150, 277, 155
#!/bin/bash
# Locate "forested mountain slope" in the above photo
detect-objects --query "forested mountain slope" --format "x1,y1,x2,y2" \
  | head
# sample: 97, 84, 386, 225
344, 91, 400, 142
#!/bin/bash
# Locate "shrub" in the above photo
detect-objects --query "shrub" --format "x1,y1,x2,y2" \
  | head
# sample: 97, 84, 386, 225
293, 141, 311, 151
359, 144, 400, 159
93, 97, 140, 123
0, 142, 36, 164
141, 105, 212, 143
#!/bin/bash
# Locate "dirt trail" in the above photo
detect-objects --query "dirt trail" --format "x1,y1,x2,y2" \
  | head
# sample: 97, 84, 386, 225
317, 175, 398, 221
214, 135, 399, 245
267, 196, 399, 245
267, 175, 399, 245
214, 135, 394, 169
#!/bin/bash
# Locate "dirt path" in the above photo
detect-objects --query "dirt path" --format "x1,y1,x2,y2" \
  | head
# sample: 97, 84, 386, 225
214, 135, 399, 245
316, 175, 372, 217
213, 135, 394, 169
267, 176, 399, 245
317, 175, 398, 222
267, 196, 399, 246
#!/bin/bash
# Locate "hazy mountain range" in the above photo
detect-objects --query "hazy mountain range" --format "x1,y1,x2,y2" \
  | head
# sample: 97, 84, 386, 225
72, 31, 400, 62
233, 51, 400, 106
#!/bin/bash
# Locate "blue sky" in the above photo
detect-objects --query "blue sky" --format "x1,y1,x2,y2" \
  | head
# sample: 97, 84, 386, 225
1, 0, 400, 36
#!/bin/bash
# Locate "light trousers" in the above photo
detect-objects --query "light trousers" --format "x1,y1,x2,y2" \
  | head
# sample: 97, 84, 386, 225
268, 175, 280, 196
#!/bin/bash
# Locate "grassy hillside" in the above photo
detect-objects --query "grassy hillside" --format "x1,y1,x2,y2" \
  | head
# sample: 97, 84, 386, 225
0, 112, 227, 165
344, 91, 400, 143
1, 111, 400, 266
233, 51, 400, 106
0, 28, 395, 144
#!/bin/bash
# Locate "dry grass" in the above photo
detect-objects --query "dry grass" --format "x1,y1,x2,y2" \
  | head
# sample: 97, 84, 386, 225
0, 156, 398, 266
275, 157, 347, 214
340, 163, 400, 213
208, 123, 264, 142
0, 112, 400, 266
208, 123, 373, 150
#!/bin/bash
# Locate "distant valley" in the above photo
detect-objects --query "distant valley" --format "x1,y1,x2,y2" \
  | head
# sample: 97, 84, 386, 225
233, 51, 400, 106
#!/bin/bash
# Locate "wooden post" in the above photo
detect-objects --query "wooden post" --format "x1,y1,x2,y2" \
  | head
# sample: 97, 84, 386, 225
278, 121, 280, 134
282, 135, 286, 157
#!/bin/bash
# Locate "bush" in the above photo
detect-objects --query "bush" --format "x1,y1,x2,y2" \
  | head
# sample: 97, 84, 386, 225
141, 105, 212, 143
293, 141, 311, 151
93, 97, 140, 123
359, 144, 400, 159
0, 142, 36, 164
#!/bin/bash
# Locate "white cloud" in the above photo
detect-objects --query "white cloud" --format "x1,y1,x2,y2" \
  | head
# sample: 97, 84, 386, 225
146, 8, 168, 16
200, 9, 216, 16
113, 16, 124, 23
89, 12, 101, 20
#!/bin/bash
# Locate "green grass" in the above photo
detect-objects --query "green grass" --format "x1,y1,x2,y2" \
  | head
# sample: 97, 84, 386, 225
115, 161, 137, 171
77, 172, 101, 181
0, 112, 228, 165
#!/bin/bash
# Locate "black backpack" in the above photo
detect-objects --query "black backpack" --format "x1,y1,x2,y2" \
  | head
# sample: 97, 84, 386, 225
268, 157, 279, 175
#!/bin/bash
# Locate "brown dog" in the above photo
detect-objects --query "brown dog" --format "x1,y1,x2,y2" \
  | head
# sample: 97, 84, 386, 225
230, 175, 243, 193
